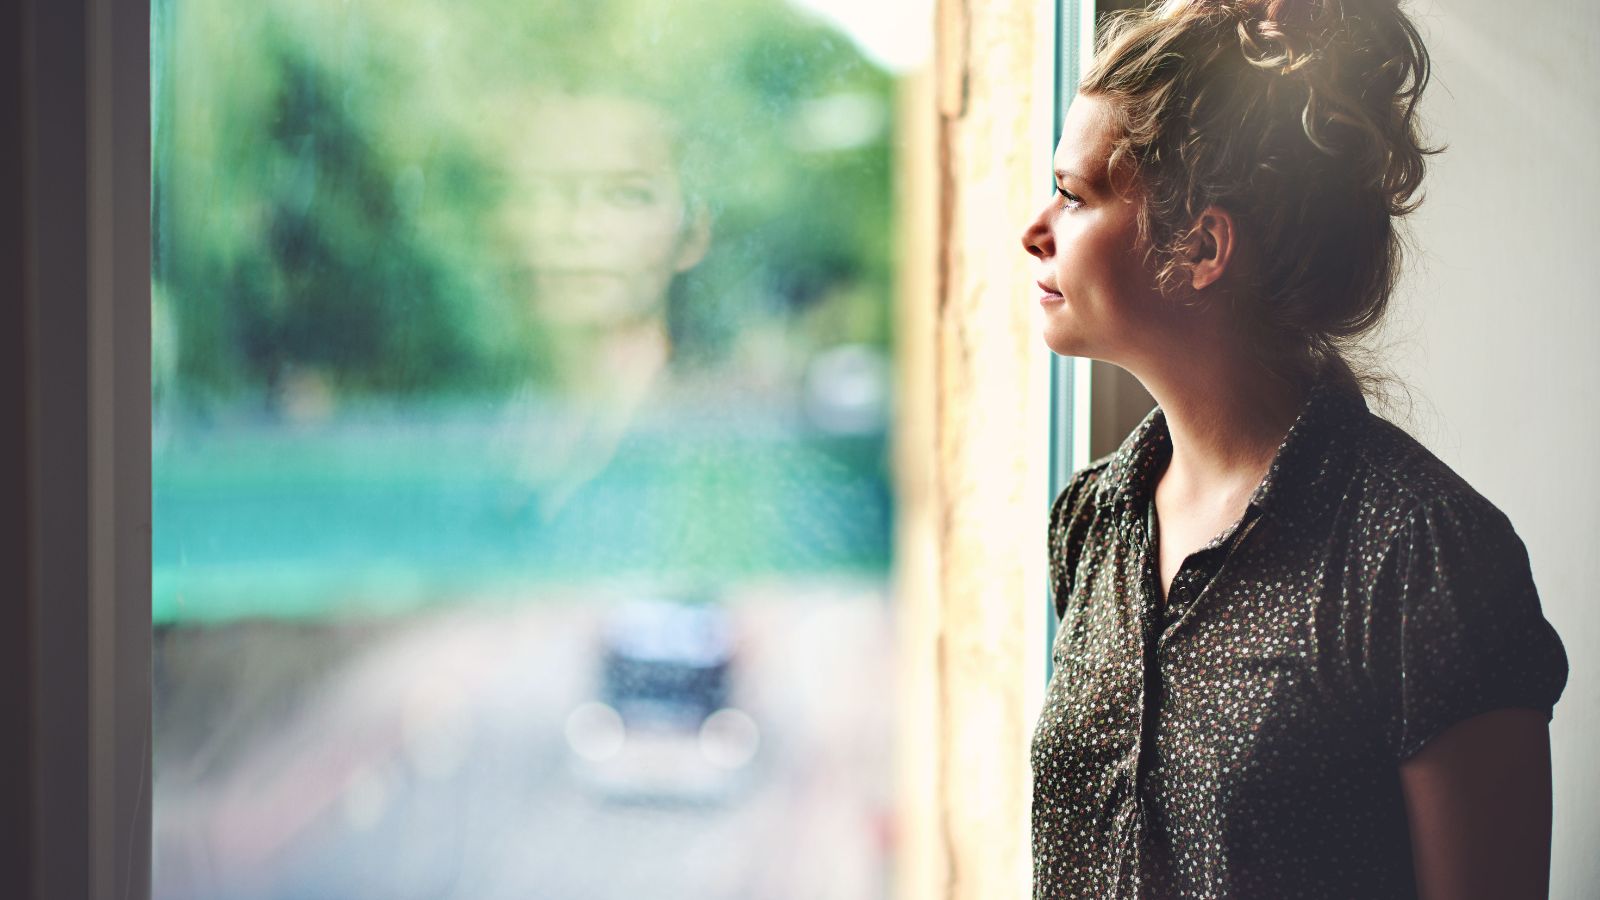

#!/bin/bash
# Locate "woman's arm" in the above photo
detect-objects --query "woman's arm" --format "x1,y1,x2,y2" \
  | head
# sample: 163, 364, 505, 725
1399, 708, 1554, 900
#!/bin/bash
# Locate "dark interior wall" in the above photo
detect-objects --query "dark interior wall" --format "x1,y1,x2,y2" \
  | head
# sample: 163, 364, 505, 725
1090, 362, 1156, 460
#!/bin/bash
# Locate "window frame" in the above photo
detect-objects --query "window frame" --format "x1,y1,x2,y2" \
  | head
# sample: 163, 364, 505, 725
1046, 0, 1096, 680
18, 0, 152, 897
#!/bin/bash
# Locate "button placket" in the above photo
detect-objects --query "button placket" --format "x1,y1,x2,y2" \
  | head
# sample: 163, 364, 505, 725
1126, 505, 1165, 895
1159, 510, 1266, 649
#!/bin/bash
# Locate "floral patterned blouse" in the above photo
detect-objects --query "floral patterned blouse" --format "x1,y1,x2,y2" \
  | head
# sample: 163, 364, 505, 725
1031, 374, 1569, 899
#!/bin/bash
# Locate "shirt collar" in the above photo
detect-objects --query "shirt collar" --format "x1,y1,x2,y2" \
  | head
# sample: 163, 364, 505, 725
1093, 370, 1368, 516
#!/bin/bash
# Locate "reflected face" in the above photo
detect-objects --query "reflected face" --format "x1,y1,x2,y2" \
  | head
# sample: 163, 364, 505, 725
505, 94, 708, 327
1020, 93, 1164, 363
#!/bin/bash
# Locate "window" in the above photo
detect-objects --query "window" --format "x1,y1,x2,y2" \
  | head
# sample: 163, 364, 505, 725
151, 0, 917, 896
15, 0, 1071, 897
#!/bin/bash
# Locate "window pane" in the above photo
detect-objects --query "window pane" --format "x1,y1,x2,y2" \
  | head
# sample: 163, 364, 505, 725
151, 0, 913, 895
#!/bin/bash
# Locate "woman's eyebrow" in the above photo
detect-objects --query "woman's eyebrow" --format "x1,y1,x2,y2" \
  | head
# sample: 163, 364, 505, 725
1054, 168, 1094, 188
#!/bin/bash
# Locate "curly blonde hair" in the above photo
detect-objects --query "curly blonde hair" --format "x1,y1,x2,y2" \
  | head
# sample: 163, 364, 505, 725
1081, 0, 1437, 387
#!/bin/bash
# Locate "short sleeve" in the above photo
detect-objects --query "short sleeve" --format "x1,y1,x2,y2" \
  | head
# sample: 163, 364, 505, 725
1370, 496, 1569, 761
1047, 466, 1102, 622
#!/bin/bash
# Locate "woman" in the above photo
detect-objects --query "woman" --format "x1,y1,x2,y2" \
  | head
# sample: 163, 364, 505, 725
1021, 1, 1568, 897
495, 87, 711, 521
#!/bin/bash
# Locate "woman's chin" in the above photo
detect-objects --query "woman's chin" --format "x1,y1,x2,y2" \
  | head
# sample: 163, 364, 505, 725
1039, 324, 1089, 360
531, 287, 665, 329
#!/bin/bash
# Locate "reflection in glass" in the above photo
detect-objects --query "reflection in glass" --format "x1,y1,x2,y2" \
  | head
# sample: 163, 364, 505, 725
152, 0, 908, 897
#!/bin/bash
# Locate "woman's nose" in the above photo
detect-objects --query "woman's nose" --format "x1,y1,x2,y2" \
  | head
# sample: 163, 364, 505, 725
1021, 209, 1052, 260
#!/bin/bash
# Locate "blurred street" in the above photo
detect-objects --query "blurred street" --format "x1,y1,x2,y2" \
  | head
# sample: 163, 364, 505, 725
153, 584, 894, 900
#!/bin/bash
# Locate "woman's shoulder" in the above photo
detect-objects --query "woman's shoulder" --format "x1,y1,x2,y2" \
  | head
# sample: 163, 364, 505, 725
1048, 449, 1132, 556
1339, 408, 1522, 543
1050, 456, 1115, 527
1045, 454, 1129, 617
1336, 411, 1569, 759
1048, 401, 1166, 535
1043, 451, 1132, 611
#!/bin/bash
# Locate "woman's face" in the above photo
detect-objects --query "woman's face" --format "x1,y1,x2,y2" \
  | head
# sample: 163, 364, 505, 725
505, 94, 708, 328
1020, 93, 1167, 364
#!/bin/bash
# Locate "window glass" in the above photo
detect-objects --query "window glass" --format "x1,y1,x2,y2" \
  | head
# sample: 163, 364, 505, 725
151, 0, 914, 895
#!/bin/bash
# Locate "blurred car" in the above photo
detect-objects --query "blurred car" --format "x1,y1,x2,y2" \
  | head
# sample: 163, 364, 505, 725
564, 598, 760, 802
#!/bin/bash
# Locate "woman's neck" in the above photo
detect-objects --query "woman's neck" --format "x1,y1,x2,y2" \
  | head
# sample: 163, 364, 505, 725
547, 316, 671, 405
1132, 349, 1309, 507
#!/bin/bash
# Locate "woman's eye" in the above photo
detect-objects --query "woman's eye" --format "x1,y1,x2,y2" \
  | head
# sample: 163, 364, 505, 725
1055, 185, 1083, 209
603, 180, 660, 208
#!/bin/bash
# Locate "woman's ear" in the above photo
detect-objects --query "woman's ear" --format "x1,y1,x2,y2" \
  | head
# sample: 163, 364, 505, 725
1186, 206, 1236, 291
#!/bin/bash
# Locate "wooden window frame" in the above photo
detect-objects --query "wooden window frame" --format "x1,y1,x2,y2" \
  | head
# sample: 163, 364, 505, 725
889, 1, 1091, 897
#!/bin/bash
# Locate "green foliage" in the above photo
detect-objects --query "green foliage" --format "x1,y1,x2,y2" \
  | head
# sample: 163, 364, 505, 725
153, 0, 897, 406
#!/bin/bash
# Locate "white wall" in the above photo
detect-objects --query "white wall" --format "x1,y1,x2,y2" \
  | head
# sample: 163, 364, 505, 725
1387, 3, 1600, 896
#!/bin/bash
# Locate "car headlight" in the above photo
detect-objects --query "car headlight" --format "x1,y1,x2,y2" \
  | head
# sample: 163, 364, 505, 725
565, 702, 626, 762
698, 708, 759, 769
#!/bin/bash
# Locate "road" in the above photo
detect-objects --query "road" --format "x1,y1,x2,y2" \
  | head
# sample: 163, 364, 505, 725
153, 582, 894, 900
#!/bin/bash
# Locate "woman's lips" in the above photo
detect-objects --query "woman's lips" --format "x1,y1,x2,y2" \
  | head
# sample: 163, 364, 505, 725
1037, 281, 1064, 304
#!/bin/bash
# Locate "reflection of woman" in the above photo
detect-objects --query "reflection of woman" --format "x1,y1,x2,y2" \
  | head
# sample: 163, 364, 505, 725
497, 90, 710, 519
1022, 1, 1567, 897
